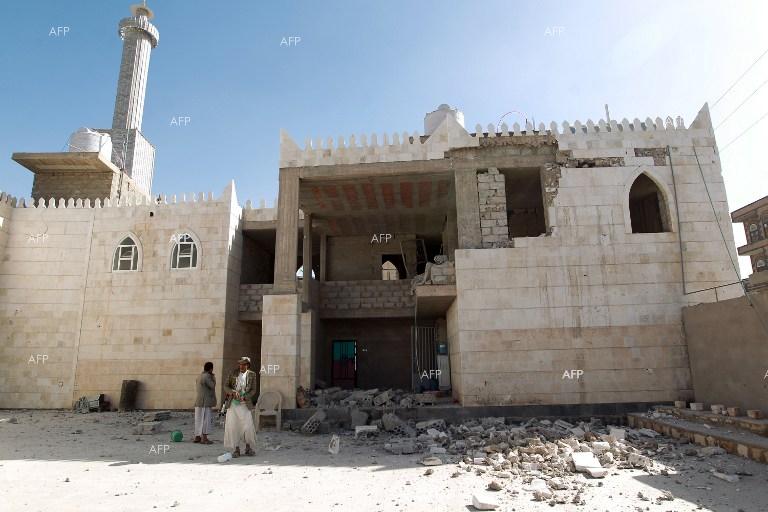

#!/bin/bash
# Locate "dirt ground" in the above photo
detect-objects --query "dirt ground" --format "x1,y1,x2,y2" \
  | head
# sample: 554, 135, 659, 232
1, 410, 767, 512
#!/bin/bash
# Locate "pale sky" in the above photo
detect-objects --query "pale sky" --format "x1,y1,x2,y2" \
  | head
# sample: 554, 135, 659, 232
1, 0, 766, 276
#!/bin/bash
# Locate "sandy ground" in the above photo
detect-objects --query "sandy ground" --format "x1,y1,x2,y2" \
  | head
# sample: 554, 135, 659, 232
1, 410, 767, 512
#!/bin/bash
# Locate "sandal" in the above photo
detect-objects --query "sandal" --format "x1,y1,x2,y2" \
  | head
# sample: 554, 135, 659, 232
193, 436, 201, 444
232, 448, 241, 458
244, 447, 255, 456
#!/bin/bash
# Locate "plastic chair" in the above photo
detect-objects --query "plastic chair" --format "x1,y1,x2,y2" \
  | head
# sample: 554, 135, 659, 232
254, 391, 282, 432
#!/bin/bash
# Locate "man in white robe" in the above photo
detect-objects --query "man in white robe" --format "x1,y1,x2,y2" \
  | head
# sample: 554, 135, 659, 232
223, 356, 258, 457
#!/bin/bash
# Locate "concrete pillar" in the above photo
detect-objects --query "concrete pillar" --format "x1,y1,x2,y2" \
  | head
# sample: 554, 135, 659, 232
260, 294, 301, 409
273, 169, 300, 292
454, 169, 481, 249
302, 213, 313, 305
319, 233, 327, 282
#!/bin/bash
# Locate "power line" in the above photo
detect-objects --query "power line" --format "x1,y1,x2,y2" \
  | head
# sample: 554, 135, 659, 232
692, 146, 768, 341
714, 76, 768, 129
719, 109, 768, 152
711, 46, 768, 109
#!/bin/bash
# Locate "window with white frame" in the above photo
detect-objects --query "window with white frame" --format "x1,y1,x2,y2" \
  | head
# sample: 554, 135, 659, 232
112, 236, 139, 271
171, 233, 198, 269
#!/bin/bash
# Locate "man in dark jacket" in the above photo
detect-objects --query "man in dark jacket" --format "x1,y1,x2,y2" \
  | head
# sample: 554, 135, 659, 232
194, 361, 216, 444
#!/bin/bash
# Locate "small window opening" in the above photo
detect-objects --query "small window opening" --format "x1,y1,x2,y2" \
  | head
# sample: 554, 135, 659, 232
382, 255, 406, 280
629, 174, 669, 233
113, 236, 139, 271
171, 233, 198, 269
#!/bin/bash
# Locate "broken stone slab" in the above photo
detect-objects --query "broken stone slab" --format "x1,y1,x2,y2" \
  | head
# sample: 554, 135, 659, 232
372, 389, 392, 406
554, 419, 574, 430
548, 477, 569, 490
571, 452, 602, 472
354, 425, 378, 438
586, 467, 608, 478
471, 493, 500, 510
350, 409, 369, 428
143, 411, 171, 422
712, 471, 739, 483
590, 441, 610, 453
134, 421, 164, 435
569, 427, 586, 438
420, 456, 443, 466
384, 440, 417, 455
609, 428, 626, 440
301, 410, 327, 434
487, 480, 504, 491
638, 428, 659, 438
628, 453, 652, 469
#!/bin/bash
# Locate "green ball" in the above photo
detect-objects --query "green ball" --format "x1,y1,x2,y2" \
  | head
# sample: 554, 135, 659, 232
171, 430, 183, 442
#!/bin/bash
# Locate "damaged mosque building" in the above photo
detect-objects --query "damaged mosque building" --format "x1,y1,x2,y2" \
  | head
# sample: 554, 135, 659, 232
0, 4, 748, 413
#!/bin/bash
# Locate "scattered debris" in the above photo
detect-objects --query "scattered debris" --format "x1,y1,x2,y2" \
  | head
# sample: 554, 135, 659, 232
301, 410, 326, 435
419, 456, 443, 466
471, 492, 499, 510
328, 434, 340, 455
711, 471, 739, 483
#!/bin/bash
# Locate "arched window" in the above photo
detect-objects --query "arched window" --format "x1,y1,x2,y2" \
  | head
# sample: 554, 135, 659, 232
171, 233, 198, 269
629, 174, 669, 233
382, 260, 399, 280
113, 236, 139, 271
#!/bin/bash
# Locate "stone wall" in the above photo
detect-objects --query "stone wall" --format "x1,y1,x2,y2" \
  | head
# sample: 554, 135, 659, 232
477, 168, 510, 248
449, 105, 742, 406
0, 186, 253, 409
319, 280, 414, 317
683, 289, 768, 413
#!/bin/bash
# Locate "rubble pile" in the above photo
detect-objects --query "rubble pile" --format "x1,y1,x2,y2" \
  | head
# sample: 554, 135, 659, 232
370, 415, 701, 505
309, 387, 433, 409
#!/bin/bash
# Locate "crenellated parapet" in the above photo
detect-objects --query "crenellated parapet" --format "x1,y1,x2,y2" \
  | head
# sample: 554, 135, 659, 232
280, 105, 717, 168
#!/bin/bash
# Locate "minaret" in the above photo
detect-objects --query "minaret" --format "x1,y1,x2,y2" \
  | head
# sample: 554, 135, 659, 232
112, 2, 159, 131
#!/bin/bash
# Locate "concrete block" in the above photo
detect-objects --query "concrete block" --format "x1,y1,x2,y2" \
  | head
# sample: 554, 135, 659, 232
747, 409, 764, 419
690, 402, 705, 411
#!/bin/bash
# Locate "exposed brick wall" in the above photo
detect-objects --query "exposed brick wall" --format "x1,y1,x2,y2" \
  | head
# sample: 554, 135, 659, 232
239, 284, 275, 313
477, 168, 511, 248
320, 280, 414, 317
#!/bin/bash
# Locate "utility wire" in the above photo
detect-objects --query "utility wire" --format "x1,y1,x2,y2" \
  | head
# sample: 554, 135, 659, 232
719, 109, 768, 152
714, 76, 768, 129
692, 146, 768, 340
711, 46, 768, 109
